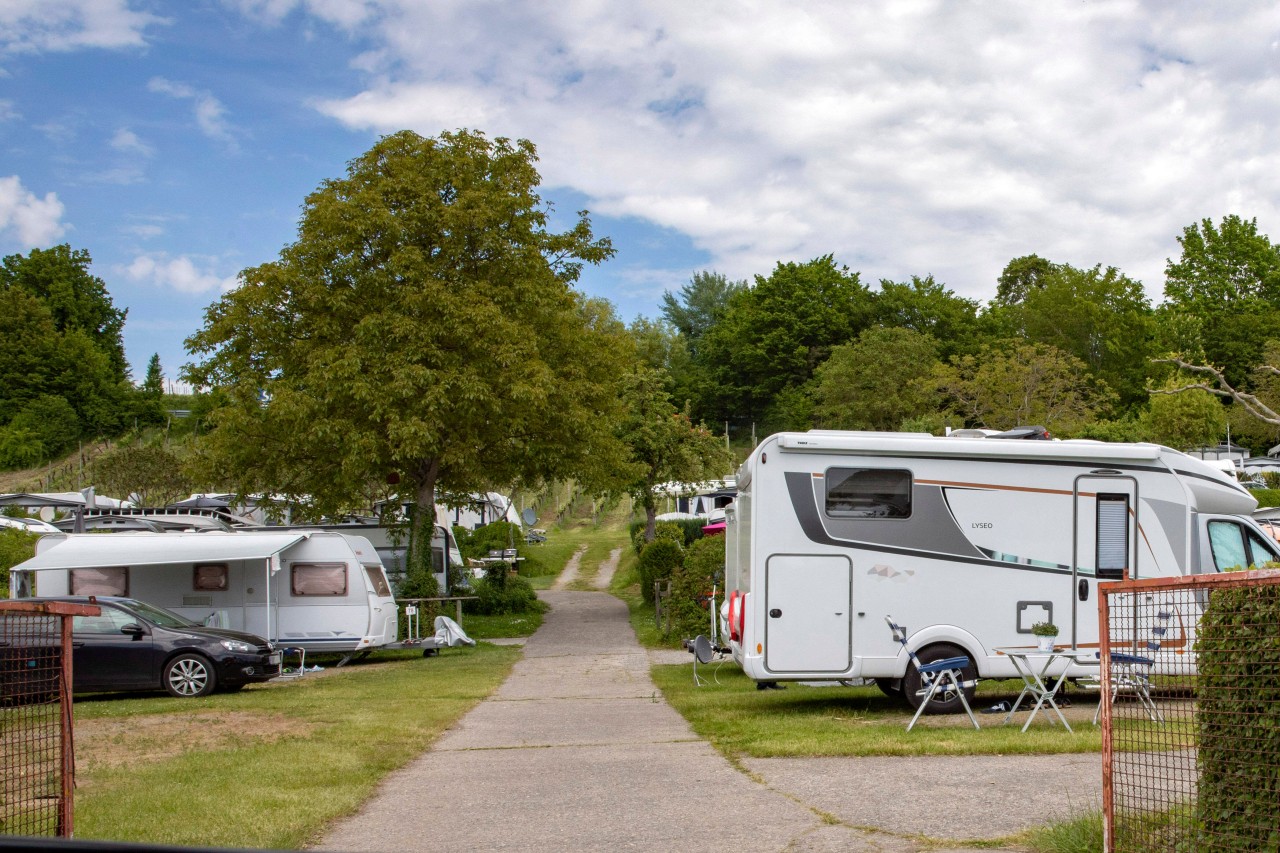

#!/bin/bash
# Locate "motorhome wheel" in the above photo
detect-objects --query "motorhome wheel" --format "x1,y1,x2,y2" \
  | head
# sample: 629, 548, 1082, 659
902, 644, 976, 715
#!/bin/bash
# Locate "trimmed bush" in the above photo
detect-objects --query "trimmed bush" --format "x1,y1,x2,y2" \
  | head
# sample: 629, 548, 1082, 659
637, 539, 684, 604
1196, 582, 1280, 848
469, 572, 546, 616
666, 535, 726, 640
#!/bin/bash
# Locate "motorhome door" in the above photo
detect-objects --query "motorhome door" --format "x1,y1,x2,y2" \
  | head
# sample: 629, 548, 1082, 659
1072, 474, 1138, 645
764, 554, 852, 673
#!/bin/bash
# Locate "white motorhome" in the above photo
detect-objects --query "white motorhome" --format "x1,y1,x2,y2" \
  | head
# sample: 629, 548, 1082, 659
9, 531, 399, 655
721, 431, 1280, 712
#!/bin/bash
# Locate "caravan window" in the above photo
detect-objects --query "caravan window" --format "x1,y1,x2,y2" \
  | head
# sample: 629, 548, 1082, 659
193, 563, 229, 591
825, 468, 912, 519
363, 565, 391, 597
70, 566, 128, 596
291, 563, 348, 596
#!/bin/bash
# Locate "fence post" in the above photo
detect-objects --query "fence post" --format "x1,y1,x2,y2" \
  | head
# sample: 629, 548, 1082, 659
1098, 584, 1114, 853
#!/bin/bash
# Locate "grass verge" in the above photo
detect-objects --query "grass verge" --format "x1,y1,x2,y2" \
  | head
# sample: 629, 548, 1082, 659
651, 663, 1104, 757
71, 645, 520, 849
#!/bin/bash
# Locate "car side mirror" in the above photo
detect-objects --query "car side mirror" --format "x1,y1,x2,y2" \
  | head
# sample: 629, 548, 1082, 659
120, 623, 146, 636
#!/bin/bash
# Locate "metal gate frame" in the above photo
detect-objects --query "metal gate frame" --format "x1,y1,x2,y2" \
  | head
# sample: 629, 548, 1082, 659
0, 599, 99, 838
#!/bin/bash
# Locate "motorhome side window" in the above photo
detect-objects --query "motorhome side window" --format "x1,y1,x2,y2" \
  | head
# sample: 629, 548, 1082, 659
70, 566, 128, 596
193, 563, 229, 592
825, 468, 912, 519
291, 563, 348, 596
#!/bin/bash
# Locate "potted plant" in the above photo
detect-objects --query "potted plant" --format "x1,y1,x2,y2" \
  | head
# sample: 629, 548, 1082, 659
1031, 621, 1059, 652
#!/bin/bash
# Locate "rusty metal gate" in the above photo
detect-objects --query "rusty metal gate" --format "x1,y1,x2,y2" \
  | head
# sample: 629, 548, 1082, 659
1100, 568, 1280, 852
0, 600, 99, 838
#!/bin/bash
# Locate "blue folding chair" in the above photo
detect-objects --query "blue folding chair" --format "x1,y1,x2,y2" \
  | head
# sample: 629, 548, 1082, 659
886, 616, 980, 731
1094, 609, 1169, 724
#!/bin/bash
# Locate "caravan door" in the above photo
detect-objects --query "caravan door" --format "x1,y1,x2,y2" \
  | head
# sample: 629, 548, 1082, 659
363, 564, 398, 645
764, 554, 852, 673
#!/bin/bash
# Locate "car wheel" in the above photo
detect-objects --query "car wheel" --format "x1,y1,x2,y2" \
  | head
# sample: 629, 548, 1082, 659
164, 654, 217, 698
901, 644, 976, 716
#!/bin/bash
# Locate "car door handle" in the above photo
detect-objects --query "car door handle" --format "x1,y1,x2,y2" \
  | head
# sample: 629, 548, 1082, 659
72, 642, 86, 648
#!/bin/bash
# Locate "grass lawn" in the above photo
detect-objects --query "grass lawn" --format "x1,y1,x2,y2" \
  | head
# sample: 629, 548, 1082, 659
70, 644, 520, 849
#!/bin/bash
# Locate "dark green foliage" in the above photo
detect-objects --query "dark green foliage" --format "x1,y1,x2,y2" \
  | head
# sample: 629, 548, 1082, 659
1195, 583, 1280, 848
453, 521, 521, 561
637, 539, 684, 604
93, 444, 191, 507
0, 528, 38, 597
7, 395, 81, 459
469, 572, 545, 616
629, 518, 705, 553
666, 535, 725, 640
1249, 488, 1280, 509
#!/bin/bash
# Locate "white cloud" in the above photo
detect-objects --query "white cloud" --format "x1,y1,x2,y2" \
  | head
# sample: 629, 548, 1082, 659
0, 0, 164, 54
110, 127, 153, 157
299, 0, 1280, 302
124, 253, 240, 294
0, 100, 18, 121
148, 77, 238, 149
0, 175, 66, 246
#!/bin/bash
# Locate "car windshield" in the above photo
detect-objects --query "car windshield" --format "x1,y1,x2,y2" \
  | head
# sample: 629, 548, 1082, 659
119, 599, 198, 629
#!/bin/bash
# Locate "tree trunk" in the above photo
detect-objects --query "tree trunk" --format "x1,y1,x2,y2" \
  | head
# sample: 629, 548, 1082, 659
409, 458, 441, 572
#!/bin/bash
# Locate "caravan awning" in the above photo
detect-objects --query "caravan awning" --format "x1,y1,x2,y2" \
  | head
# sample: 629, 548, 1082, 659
11, 532, 310, 572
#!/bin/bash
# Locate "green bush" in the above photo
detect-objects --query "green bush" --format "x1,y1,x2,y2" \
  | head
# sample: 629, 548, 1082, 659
0, 528, 39, 597
1248, 487, 1280, 509
665, 535, 725, 639
1196, 582, 1280, 848
469, 572, 546, 616
637, 539, 684, 605
629, 517, 707, 553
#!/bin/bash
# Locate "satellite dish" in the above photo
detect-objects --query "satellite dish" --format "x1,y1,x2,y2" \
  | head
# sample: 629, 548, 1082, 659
521, 508, 538, 526
692, 635, 714, 664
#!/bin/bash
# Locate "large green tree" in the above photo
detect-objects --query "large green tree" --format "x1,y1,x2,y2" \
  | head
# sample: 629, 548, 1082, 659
1163, 215, 1280, 387
872, 275, 986, 360
813, 327, 941, 430
0, 244, 128, 378
614, 366, 734, 541
184, 129, 629, 552
994, 263, 1154, 410
693, 255, 874, 432
932, 341, 1115, 434
660, 270, 745, 355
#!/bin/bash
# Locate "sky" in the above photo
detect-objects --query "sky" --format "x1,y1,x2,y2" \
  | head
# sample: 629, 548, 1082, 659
3, 1, 1280, 390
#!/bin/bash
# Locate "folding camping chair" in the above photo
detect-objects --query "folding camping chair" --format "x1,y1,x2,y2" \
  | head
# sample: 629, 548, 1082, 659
886, 616, 980, 731
1093, 608, 1170, 724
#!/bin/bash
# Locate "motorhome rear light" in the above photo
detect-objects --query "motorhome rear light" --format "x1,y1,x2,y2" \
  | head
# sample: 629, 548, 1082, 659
756, 643, 762, 654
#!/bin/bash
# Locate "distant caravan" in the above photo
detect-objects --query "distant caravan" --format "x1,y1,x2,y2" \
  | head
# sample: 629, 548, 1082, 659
10, 530, 399, 656
720, 430, 1279, 713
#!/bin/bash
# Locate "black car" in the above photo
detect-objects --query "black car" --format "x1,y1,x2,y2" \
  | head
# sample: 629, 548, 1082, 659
2, 596, 280, 699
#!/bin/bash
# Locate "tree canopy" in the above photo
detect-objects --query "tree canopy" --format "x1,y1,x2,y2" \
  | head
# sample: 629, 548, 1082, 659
184, 129, 630, 547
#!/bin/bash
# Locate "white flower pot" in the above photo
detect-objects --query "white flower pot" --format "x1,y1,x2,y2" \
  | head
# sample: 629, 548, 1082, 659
1037, 635, 1057, 652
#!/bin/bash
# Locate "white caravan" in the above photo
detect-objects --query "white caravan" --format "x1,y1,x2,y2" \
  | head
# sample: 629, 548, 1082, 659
720, 431, 1280, 711
10, 531, 399, 655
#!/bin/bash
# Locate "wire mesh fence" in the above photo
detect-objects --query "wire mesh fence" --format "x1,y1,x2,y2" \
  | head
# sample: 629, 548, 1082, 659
0, 600, 98, 838
1100, 568, 1280, 852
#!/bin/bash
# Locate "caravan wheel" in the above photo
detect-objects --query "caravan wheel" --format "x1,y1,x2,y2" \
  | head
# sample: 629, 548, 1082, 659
902, 644, 976, 716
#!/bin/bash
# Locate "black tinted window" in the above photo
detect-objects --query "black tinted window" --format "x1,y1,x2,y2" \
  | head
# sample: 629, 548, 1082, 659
825, 468, 912, 519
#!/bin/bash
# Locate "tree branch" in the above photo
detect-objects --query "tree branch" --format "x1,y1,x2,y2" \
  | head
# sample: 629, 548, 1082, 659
1151, 357, 1280, 426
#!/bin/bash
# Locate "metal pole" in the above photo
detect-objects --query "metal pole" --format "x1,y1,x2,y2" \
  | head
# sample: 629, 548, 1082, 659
58, 613, 75, 837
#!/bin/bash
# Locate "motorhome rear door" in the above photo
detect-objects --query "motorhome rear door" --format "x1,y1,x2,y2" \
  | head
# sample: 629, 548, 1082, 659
764, 554, 852, 673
